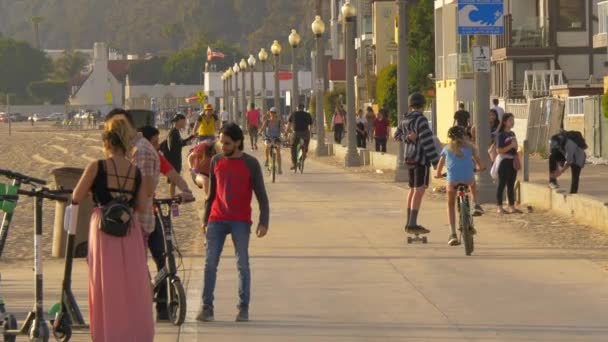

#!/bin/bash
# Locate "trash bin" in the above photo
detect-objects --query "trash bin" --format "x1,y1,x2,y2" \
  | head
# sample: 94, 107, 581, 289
51, 167, 93, 258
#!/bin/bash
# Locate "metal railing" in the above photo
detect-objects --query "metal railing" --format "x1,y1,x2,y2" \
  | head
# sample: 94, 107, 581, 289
492, 15, 549, 49
445, 53, 473, 80
599, 1, 608, 35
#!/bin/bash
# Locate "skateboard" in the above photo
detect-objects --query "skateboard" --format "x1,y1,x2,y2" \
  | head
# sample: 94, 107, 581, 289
406, 230, 428, 244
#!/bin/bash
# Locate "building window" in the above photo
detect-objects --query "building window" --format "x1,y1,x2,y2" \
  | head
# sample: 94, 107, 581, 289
557, 0, 586, 31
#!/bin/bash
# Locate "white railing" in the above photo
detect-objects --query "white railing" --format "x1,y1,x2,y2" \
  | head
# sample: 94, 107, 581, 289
523, 70, 565, 99
566, 96, 586, 116
599, 1, 608, 34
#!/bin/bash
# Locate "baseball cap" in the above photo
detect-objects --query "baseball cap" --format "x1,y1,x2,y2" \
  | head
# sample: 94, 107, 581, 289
269, 107, 277, 113
204, 104, 213, 110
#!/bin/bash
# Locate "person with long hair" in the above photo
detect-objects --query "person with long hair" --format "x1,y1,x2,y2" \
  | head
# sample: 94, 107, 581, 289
435, 126, 484, 246
70, 118, 154, 341
494, 113, 522, 214
332, 106, 346, 143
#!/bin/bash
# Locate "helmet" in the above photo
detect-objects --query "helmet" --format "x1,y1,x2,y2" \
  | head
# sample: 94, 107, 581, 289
204, 104, 213, 111
269, 107, 277, 113
448, 126, 466, 140
408, 92, 426, 108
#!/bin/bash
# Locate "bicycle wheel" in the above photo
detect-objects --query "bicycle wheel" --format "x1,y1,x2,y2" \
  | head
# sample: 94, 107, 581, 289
294, 143, 301, 174
271, 148, 276, 183
459, 196, 474, 256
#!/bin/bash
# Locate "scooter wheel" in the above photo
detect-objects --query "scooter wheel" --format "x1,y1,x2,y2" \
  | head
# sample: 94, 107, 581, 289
52, 325, 71, 342
29, 321, 49, 342
52, 315, 72, 342
3, 314, 18, 342
168, 279, 187, 326
422, 236, 428, 244
407, 237, 412, 244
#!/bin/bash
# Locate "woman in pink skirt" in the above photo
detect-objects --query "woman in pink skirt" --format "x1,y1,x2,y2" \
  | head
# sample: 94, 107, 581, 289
71, 118, 154, 341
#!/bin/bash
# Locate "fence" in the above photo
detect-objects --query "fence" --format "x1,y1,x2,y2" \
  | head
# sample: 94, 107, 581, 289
525, 97, 565, 155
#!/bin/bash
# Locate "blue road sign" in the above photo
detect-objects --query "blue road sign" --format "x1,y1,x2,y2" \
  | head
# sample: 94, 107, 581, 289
458, 0, 504, 35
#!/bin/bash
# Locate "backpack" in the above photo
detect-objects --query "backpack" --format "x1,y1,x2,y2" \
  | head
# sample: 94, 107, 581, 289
563, 130, 587, 150
399, 112, 423, 167
98, 160, 134, 237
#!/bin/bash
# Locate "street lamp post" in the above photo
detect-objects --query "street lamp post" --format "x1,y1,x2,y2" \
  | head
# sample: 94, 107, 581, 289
342, 0, 360, 167
227, 69, 233, 122
248, 55, 256, 110
221, 73, 226, 113
312, 15, 327, 156
233, 63, 240, 124
258, 48, 269, 116
288, 29, 301, 111
395, 0, 409, 181
271, 40, 282, 116
240, 58, 248, 128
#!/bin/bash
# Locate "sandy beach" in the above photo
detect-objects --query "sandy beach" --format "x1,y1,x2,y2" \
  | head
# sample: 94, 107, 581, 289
0, 122, 205, 262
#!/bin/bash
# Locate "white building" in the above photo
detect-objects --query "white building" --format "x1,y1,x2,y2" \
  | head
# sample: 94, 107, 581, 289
124, 78, 203, 110
69, 42, 123, 113
204, 71, 312, 112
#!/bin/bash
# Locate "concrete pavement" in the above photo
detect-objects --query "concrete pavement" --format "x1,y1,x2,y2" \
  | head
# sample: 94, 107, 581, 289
1, 151, 608, 341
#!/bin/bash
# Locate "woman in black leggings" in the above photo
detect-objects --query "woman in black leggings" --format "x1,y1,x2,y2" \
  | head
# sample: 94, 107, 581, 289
494, 113, 522, 214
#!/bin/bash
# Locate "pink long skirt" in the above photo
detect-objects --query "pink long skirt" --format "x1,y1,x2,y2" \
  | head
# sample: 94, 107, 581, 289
88, 209, 154, 342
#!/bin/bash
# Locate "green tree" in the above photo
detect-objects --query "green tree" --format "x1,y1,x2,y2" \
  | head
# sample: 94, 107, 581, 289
0, 37, 51, 99
129, 57, 167, 85
376, 64, 398, 126
27, 80, 69, 104
52, 50, 89, 81
408, 0, 434, 92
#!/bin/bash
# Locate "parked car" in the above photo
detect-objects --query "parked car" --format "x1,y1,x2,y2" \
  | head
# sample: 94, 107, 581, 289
47, 113, 65, 121
27, 114, 40, 122
8, 113, 27, 122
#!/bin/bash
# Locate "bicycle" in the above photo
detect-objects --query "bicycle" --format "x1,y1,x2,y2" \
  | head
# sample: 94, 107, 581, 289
294, 137, 306, 174
454, 183, 475, 256
152, 196, 194, 326
1, 186, 69, 342
264, 137, 282, 183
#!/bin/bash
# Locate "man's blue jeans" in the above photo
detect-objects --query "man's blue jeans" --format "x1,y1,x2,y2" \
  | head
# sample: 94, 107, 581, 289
203, 221, 251, 308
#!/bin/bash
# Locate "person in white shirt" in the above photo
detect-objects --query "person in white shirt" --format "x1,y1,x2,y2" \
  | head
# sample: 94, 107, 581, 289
219, 107, 229, 127
492, 99, 505, 121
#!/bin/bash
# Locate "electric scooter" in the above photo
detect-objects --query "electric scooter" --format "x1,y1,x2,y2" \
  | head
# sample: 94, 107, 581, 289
50, 196, 88, 342
152, 196, 194, 326
1, 187, 69, 342
0, 169, 47, 257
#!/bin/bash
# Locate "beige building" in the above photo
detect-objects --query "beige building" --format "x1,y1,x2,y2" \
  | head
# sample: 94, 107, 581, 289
372, 0, 398, 75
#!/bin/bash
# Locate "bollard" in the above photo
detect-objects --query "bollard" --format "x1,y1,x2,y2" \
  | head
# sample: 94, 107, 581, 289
51, 168, 93, 258
523, 139, 529, 182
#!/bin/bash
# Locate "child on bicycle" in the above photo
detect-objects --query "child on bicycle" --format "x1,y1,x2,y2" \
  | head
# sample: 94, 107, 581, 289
259, 107, 285, 174
435, 126, 484, 246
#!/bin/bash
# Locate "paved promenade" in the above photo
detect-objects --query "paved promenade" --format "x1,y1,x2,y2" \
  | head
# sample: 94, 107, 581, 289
2, 151, 608, 341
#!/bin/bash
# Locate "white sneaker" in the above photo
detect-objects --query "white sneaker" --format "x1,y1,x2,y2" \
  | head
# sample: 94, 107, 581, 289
448, 234, 459, 246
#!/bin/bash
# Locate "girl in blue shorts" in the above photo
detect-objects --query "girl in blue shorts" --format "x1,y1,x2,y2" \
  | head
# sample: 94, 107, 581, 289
435, 126, 484, 246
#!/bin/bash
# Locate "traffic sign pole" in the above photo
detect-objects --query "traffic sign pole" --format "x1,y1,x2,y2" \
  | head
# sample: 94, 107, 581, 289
473, 35, 494, 204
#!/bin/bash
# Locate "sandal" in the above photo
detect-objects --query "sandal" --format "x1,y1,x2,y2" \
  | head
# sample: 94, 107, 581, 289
497, 207, 508, 215
509, 208, 523, 214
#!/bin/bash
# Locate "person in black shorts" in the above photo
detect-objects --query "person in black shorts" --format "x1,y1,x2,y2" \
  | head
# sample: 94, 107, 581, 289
287, 104, 313, 170
395, 93, 440, 234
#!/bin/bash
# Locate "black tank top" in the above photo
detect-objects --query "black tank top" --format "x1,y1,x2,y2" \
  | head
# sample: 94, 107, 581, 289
91, 159, 142, 207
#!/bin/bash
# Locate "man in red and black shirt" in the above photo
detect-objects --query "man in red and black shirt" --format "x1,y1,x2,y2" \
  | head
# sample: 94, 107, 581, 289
197, 123, 269, 323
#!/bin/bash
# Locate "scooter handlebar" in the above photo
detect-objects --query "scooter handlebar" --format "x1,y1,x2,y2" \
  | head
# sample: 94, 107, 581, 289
0, 169, 47, 185
17, 188, 69, 202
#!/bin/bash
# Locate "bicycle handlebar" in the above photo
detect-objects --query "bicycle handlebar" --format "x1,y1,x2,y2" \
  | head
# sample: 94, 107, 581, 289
153, 197, 195, 206
0, 169, 47, 185
0, 195, 18, 201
